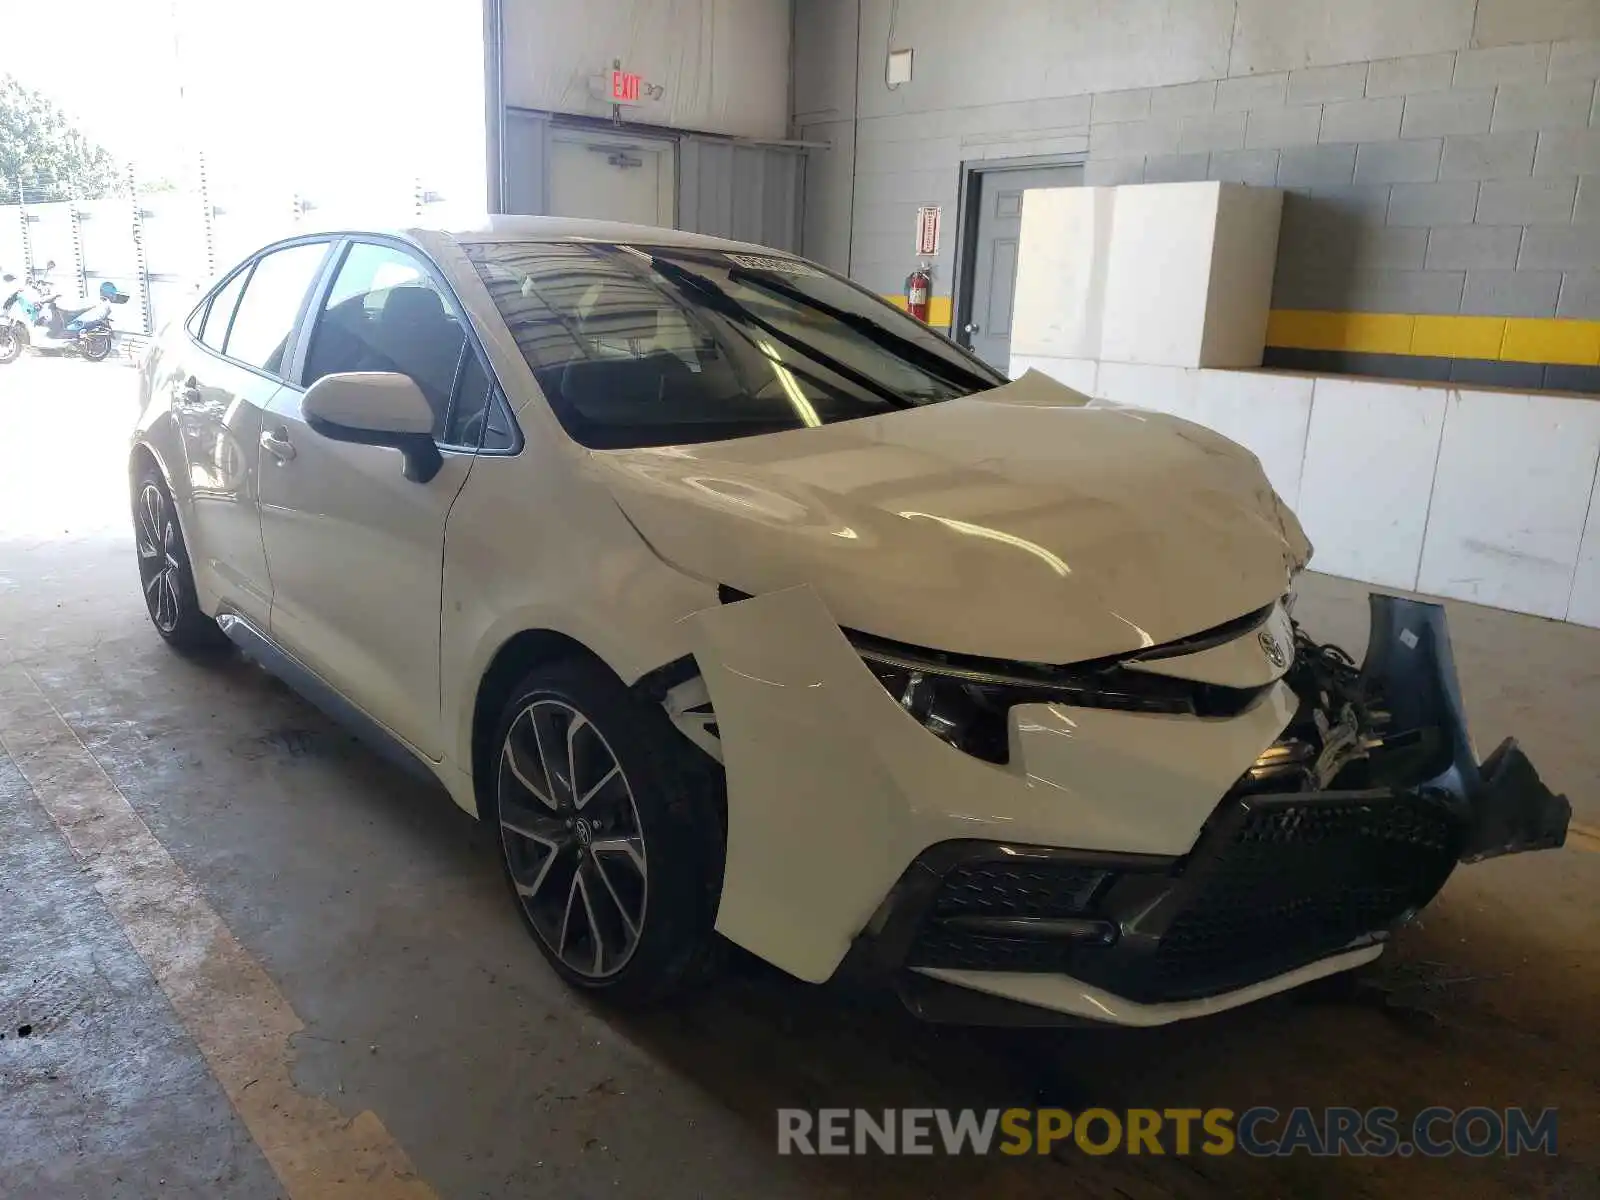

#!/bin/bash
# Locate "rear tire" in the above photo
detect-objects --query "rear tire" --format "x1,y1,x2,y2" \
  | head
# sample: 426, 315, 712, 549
490, 658, 725, 1006
0, 323, 21, 365
133, 466, 228, 654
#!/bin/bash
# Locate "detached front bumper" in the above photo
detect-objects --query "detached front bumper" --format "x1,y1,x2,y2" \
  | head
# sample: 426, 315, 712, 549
691, 588, 1569, 1026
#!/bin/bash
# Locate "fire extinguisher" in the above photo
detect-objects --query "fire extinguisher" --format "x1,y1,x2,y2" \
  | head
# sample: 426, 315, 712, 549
905, 265, 932, 323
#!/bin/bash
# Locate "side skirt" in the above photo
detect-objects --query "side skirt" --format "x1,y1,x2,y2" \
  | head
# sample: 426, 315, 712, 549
215, 612, 439, 786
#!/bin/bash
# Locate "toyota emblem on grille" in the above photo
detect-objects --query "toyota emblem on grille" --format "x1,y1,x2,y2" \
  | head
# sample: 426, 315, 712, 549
1258, 628, 1288, 668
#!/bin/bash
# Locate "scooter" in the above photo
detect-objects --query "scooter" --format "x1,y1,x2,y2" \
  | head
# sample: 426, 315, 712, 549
1, 261, 129, 365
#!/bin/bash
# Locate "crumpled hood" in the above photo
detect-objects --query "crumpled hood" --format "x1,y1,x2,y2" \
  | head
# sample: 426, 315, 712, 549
590, 370, 1311, 664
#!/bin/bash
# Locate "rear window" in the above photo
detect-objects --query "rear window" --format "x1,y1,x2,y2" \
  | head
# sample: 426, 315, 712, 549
462, 241, 1001, 449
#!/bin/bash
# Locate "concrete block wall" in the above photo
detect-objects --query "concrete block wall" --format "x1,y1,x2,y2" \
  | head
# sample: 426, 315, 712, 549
793, 0, 1600, 388
1011, 353, 1600, 628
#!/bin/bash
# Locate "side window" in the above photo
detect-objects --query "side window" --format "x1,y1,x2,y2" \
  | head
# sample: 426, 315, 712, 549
224, 242, 328, 374
198, 267, 249, 352
303, 241, 467, 439
439, 349, 517, 452
442, 346, 491, 447
481, 394, 517, 452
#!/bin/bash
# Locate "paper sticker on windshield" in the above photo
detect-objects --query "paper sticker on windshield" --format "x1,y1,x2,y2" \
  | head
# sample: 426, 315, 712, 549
725, 253, 821, 277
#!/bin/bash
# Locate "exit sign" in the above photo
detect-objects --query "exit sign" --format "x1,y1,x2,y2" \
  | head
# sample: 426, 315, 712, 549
611, 69, 642, 103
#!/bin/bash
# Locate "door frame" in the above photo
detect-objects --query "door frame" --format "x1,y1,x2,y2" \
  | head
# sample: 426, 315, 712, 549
950, 152, 1087, 352
546, 125, 679, 227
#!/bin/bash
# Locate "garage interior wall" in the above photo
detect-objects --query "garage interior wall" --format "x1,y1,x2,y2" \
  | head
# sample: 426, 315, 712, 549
792, 0, 1600, 392
492, 0, 803, 249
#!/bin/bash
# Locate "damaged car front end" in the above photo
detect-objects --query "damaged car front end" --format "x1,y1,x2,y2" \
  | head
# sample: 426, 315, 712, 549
683, 585, 1569, 1028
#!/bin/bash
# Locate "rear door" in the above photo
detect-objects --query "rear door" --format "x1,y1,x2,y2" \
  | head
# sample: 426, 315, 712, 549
168, 239, 332, 627
257, 238, 507, 759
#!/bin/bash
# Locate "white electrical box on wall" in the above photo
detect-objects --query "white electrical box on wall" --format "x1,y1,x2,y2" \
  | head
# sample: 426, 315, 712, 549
886, 48, 914, 86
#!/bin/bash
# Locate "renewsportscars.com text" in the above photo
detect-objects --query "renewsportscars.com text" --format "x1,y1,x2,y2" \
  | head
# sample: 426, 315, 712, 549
776, 1106, 1558, 1158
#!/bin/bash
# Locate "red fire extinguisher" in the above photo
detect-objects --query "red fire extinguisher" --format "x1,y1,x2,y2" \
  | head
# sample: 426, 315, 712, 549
905, 265, 932, 323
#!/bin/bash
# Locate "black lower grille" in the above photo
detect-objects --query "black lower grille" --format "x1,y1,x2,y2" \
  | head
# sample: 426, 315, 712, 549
908, 860, 1116, 971
910, 927, 1073, 972
1149, 794, 1462, 988
897, 792, 1465, 998
932, 862, 1107, 919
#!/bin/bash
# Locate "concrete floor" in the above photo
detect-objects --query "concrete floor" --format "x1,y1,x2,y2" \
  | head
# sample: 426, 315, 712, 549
1, 355, 1597, 1199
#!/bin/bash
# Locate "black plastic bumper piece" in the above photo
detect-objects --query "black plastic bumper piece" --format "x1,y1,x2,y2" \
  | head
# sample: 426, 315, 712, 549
836, 594, 1571, 1022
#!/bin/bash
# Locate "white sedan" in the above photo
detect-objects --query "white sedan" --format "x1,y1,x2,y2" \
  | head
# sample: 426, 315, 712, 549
129, 218, 1570, 1026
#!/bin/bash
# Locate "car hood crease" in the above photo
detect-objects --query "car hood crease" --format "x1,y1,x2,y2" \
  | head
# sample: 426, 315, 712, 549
589, 370, 1311, 665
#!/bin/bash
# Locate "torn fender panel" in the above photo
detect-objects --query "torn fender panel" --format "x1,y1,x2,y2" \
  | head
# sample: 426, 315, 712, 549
690, 585, 1298, 984
1360, 594, 1570, 861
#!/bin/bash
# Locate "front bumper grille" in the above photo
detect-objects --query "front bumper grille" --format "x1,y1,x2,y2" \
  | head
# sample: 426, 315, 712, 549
899, 790, 1465, 1002
1147, 793, 1461, 989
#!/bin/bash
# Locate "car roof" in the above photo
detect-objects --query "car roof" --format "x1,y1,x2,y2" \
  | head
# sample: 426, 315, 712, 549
405, 214, 787, 256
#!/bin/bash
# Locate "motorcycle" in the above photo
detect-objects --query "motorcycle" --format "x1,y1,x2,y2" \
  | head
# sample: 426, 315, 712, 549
1, 260, 130, 365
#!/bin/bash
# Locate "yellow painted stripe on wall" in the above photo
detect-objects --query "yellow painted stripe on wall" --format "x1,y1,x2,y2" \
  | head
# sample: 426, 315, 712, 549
882, 293, 954, 328
1268, 309, 1600, 366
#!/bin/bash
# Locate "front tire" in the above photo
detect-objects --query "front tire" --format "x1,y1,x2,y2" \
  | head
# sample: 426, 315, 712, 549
491, 659, 724, 1005
133, 467, 227, 653
80, 329, 112, 362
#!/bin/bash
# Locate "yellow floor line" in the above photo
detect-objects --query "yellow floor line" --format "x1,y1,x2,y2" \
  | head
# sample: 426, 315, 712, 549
0, 664, 438, 1200
1567, 822, 1600, 854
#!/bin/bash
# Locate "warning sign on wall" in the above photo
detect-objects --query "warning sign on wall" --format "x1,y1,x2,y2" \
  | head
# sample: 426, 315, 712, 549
915, 205, 941, 256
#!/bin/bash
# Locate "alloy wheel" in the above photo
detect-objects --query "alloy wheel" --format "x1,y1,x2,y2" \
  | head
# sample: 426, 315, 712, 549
498, 699, 649, 979
135, 483, 182, 634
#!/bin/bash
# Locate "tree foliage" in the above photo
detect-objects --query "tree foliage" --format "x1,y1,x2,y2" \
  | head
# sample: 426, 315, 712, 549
0, 74, 123, 201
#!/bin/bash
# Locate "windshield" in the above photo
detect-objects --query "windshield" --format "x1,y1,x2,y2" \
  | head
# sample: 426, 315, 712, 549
462, 241, 1005, 449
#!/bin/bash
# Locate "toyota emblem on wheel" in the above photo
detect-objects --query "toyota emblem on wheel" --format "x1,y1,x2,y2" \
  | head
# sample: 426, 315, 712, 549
1259, 628, 1288, 669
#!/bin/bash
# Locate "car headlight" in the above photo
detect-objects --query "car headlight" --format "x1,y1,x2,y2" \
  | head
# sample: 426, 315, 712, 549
850, 633, 1201, 765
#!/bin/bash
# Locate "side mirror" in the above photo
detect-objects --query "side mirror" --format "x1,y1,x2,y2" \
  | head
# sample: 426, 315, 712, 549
301, 372, 443, 483
44, 259, 56, 270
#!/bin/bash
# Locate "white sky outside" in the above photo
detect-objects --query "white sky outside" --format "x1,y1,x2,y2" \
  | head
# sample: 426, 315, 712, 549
1, 0, 487, 214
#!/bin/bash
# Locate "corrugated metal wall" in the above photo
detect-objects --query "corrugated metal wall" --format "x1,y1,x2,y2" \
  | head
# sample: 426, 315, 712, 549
678, 138, 804, 251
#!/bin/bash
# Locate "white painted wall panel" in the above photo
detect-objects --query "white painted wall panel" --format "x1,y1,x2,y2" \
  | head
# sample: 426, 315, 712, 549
1101, 184, 1218, 367
1417, 390, 1600, 619
1293, 379, 1446, 590
1199, 187, 1283, 368
1566, 485, 1600, 629
1011, 356, 1099, 394
1191, 370, 1314, 509
1010, 187, 1115, 362
1094, 361, 1200, 419
502, 0, 790, 139
997, 357, 1600, 626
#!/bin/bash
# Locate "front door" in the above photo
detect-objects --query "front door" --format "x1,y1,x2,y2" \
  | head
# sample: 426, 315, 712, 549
257, 239, 488, 759
963, 165, 1083, 372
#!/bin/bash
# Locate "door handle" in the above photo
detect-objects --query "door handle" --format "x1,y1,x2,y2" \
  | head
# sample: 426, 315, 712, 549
963, 323, 980, 334
260, 428, 296, 462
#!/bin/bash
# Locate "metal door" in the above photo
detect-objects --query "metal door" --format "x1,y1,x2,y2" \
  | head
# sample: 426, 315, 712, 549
964, 165, 1082, 371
